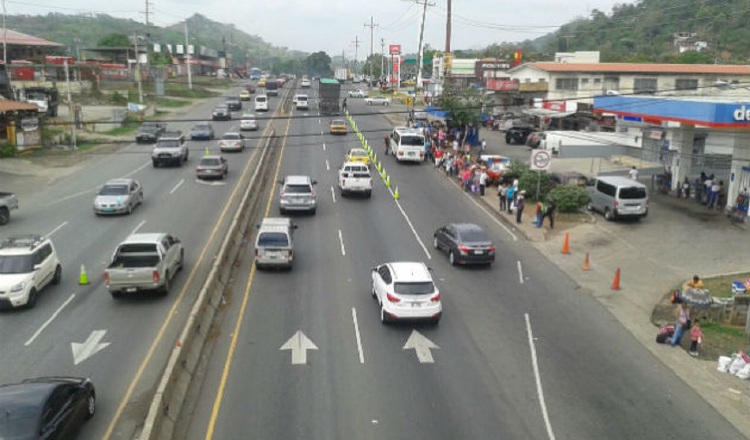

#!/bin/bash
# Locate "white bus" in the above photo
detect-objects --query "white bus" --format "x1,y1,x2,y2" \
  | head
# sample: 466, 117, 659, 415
391, 127, 425, 163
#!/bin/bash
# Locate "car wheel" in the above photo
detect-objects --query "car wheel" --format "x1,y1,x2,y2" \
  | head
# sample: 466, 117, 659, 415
178, 249, 184, 272
52, 265, 62, 285
110, 291, 123, 299
85, 392, 96, 420
310, 208, 317, 215
365, 190, 372, 198
371, 286, 377, 299
449, 251, 457, 266
159, 273, 170, 296
433, 236, 440, 250
152, 159, 159, 168
26, 288, 38, 308
604, 208, 614, 222
380, 306, 389, 324
0, 207, 8, 225
586, 201, 594, 212
127, 204, 133, 215
280, 208, 286, 215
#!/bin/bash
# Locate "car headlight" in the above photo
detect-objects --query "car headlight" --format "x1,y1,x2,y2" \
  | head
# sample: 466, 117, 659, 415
10, 281, 26, 292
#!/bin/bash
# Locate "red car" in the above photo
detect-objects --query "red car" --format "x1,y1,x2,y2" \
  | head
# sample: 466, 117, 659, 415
244, 84, 256, 94
480, 155, 511, 184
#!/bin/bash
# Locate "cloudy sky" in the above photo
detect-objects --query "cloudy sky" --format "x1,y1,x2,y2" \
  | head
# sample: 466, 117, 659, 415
8, 0, 627, 56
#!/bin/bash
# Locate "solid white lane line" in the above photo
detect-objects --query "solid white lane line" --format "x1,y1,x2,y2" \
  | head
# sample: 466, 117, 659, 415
330, 186, 336, 203
352, 307, 365, 364
462, 191, 517, 241
325, 159, 330, 171
169, 179, 185, 195
517, 260, 525, 284
25, 294, 76, 346
323, 143, 326, 151
131, 220, 146, 235
45, 221, 68, 238
320, 131, 324, 136
319, 119, 321, 124
121, 159, 152, 178
525, 313, 557, 440
392, 198, 432, 260
338, 229, 346, 256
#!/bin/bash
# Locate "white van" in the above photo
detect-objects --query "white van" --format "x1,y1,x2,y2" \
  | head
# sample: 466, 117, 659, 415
296, 95, 309, 110
586, 176, 648, 221
255, 217, 297, 269
255, 95, 268, 112
390, 127, 425, 163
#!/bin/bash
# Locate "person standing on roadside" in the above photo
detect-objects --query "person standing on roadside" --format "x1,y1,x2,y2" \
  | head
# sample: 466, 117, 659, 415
670, 302, 691, 348
545, 199, 557, 229
384, 134, 391, 155
506, 184, 516, 213
499, 183, 507, 211
479, 168, 488, 196
689, 319, 705, 357
516, 194, 526, 224
629, 166, 639, 181
535, 200, 545, 228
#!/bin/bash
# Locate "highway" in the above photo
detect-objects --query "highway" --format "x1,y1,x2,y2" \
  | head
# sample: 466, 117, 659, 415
178, 82, 747, 440
0, 85, 281, 440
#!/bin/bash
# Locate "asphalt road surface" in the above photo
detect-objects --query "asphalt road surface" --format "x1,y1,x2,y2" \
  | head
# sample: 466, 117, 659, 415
179, 82, 746, 440
0, 85, 278, 440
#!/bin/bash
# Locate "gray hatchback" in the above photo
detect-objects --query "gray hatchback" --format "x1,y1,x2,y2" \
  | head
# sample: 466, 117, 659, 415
278, 175, 317, 215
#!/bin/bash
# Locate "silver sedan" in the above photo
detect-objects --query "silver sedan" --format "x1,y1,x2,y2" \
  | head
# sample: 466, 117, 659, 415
94, 178, 143, 215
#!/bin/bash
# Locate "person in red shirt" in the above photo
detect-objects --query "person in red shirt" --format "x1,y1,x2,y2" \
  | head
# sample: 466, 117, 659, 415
689, 319, 705, 357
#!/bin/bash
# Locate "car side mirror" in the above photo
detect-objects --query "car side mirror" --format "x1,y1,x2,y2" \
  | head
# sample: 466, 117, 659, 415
292, 224, 299, 229
277, 179, 284, 185
312, 180, 318, 185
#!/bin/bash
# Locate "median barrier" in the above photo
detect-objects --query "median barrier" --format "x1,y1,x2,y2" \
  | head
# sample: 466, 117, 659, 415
138, 84, 297, 440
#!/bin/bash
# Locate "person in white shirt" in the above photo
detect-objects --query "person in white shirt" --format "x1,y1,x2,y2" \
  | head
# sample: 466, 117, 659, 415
629, 166, 638, 181
479, 169, 488, 196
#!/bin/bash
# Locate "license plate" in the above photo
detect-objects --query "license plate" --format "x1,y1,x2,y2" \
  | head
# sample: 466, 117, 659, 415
408, 152, 415, 156
475, 250, 484, 255
126, 287, 137, 293
411, 301, 421, 307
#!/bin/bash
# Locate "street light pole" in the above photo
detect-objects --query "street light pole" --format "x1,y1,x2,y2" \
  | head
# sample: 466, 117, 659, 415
133, 31, 143, 103
184, 21, 192, 90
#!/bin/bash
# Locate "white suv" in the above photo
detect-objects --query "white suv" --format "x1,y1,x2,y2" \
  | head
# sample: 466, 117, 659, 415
371, 261, 442, 324
0, 235, 62, 308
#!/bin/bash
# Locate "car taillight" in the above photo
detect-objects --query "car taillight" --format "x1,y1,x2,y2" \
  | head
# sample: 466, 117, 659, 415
397, 152, 404, 156
488, 245, 496, 253
104, 272, 110, 286
386, 292, 401, 303
614, 200, 619, 209
431, 293, 441, 302
458, 245, 469, 255
152, 270, 160, 283
288, 250, 293, 257
420, 152, 424, 158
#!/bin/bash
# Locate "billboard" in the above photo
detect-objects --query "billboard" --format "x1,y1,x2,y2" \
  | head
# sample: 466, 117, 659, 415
389, 44, 401, 55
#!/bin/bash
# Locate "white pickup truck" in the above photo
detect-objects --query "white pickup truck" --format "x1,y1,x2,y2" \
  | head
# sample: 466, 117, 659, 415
104, 233, 184, 298
338, 162, 372, 198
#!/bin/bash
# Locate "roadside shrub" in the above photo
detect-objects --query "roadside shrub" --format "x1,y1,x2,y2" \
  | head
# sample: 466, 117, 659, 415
0, 142, 17, 157
503, 162, 553, 201
548, 185, 590, 213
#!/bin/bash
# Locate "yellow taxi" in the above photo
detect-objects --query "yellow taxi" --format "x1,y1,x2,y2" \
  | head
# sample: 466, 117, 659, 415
257, 79, 267, 88
329, 119, 348, 135
344, 147, 370, 166
239, 90, 251, 101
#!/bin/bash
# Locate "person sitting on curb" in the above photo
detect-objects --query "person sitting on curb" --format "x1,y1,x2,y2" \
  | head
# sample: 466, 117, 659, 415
686, 275, 704, 289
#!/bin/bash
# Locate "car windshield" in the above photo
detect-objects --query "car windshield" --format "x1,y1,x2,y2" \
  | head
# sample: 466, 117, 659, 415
0, 254, 34, 274
350, 150, 365, 157
457, 228, 489, 242
620, 187, 647, 199
157, 140, 181, 149
400, 135, 424, 146
140, 125, 157, 132
284, 184, 312, 194
215, 106, 227, 111
99, 184, 129, 196
223, 134, 240, 140
193, 125, 210, 131
332, 120, 344, 125
394, 282, 435, 295
242, 114, 255, 120
200, 158, 221, 167
257, 98, 266, 103
0, 405, 38, 438
258, 232, 289, 247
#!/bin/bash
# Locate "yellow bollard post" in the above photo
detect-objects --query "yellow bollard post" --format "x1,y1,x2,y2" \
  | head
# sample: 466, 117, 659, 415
385, 175, 391, 188
79, 264, 90, 285
394, 187, 400, 200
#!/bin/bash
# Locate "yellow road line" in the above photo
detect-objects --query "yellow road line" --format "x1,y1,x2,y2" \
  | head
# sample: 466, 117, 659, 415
101, 109, 280, 440
203, 99, 294, 440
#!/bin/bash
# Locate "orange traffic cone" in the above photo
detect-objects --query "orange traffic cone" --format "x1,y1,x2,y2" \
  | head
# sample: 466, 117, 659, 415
561, 233, 570, 254
582, 252, 590, 271
611, 267, 621, 290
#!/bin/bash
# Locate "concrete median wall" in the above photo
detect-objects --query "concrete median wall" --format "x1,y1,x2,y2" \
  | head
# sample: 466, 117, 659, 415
137, 129, 277, 440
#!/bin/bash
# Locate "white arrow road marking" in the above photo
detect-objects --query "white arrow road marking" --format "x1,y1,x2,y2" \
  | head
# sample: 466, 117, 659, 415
71, 330, 111, 365
280, 330, 318, 365
403, 330, 439, 363
169, 179, 185, 194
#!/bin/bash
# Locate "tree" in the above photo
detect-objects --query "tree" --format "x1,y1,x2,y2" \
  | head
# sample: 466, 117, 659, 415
97, 33, 130, 47
306, 51, 332, 77
435, 88, 488, 141
362, 54, 387, 78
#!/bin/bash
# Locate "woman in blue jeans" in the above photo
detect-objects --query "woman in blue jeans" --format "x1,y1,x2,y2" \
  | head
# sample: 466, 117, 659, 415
670, 302, 691, 347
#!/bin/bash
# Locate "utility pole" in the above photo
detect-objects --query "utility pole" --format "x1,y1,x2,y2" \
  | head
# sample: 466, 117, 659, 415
444, 0, 452, 93
351, 36, 360, 75
64, 59, 76, 150
2, 0, 7, 65
414, 0, 434, 98
364, 17, 378, 79
381, 38, 385, 80
144, 0, 151, 27
133, 32, 143, 103
184, 21, 192, 90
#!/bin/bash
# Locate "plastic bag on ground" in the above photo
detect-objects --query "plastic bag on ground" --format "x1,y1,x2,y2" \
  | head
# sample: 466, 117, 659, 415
736, 364, 750, 380
718, 356, 732, 373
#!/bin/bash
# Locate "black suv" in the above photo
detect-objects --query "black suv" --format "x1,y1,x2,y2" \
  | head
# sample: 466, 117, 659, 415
0, 377, 96, 438
505, 123, 535, 145
135, 122, 166, 144
226, 96, 242, 111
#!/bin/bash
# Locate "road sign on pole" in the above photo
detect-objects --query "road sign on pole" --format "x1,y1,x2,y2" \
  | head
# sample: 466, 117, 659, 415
530, 150, 552, 171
